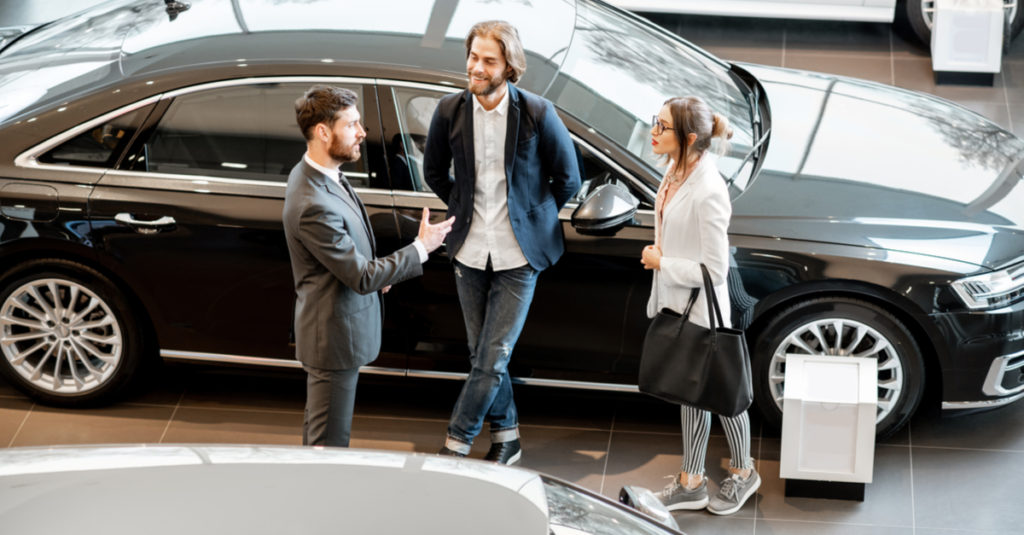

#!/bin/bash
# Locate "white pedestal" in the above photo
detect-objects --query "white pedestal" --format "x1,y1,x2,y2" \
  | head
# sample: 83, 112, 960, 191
780, 356, 877, 499
932, 0, 1004, 85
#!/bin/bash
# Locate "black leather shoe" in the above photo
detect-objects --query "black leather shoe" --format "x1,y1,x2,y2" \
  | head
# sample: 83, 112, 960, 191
437, 446, 466, 458
484, 439, 521, 465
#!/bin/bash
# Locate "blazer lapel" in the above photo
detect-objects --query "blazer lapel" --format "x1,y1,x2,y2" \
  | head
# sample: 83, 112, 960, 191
461, 91, 477, 188
504, 83, 520, 184
313, 166, 376, 256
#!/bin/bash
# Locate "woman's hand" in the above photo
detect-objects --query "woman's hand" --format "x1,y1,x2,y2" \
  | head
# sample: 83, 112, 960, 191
641, 245, 662, 270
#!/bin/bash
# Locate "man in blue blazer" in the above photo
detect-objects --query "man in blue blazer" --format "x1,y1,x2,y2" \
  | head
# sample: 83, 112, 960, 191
424, 21, 581, 464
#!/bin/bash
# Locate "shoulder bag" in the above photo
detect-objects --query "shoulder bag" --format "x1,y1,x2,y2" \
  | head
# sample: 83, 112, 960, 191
638, 264, 753, 417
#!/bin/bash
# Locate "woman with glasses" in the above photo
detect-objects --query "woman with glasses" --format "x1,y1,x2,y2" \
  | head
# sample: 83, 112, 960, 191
641, 96, 759, 516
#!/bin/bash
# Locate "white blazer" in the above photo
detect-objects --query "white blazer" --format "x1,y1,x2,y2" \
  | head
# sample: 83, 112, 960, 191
647, 157, 732, 329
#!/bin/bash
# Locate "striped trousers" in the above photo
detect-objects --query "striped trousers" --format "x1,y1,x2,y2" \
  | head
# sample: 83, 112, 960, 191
679, 404, 753, 475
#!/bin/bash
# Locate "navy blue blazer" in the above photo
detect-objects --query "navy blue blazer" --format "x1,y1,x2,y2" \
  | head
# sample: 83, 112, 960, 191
423, 83, 581, 271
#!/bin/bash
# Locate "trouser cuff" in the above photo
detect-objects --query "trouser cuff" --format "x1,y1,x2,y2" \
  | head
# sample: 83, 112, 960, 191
490, 427, 519, 443
444, 436, 472, 455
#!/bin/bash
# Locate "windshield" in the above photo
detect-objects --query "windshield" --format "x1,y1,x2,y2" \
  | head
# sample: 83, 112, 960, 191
544, 0, 755, 190
0, 0, 142, 125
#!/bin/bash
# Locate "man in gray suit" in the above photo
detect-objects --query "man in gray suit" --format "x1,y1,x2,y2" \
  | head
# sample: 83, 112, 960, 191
284, 85, 453, 447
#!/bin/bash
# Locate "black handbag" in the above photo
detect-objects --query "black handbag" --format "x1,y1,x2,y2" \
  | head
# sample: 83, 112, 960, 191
639, 264, 753, 417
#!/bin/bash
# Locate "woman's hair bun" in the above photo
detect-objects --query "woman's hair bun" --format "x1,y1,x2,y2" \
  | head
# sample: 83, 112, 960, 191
711, 113, 733, 140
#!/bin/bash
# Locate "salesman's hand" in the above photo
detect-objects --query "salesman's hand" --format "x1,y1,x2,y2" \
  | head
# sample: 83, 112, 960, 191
641, 244, 662, 270
418, 207, 455, 253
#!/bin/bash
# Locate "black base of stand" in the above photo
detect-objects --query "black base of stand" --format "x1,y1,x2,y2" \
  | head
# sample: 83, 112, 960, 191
935, 71, 995, 86
784, 479, 865, 501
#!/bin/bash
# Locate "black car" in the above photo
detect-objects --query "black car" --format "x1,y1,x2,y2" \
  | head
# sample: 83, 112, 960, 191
0, 0, 1022, 437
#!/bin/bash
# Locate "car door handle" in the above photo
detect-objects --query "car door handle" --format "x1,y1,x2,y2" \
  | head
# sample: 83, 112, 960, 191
114, 213, 176, 234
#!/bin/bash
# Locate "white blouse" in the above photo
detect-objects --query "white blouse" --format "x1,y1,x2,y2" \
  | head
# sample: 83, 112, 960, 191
647, 157, 732, 329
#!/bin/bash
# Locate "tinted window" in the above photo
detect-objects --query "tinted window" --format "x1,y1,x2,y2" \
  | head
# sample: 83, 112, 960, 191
39, 106, 149, 168
390, 86, 444, 192
574, 141, 653, 210
131, 83, 368, 184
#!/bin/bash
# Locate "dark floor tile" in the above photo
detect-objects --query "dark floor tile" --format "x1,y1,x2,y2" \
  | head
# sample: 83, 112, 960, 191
514, 425, 610, 491
1002, 60, 1024, 103
177, 368, 305, 412
890, 28, 931, 59
783, 20, 891, 55
756, 440, 914, 527
674, 515, 754, 535
894, 58, 1007, 103
1012, 104, 1024, 136
754, 520, 914, 534
909, 398, 1024, 451
0, 397, 32, 447
911, 446, 1024, 532
354, 375, 462, 421
350, 415, 450, 454
161, 407, 302, 445
785, 53, 893, 85
705, 46, 784, 67
10, 404, 174, 446
664, 14, 787, 51
950, 99, 1013, 128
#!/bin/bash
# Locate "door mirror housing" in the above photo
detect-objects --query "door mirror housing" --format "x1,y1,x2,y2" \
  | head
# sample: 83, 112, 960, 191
570, 181, 639, 236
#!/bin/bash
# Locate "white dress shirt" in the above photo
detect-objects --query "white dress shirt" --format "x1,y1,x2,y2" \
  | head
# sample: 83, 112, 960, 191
304, 153, 427, 263
647, 157, 732, 328
455, 90, 529, 271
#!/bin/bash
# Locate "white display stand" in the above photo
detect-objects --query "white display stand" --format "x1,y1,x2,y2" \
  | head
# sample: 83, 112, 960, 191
780, 355, 877, 500
932, 0, 1004, 85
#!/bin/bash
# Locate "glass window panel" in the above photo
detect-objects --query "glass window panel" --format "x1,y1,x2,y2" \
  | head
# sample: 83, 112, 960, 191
39, 106, 148, 168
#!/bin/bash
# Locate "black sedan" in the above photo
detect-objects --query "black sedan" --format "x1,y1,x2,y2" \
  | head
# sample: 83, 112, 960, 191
0, 0, 1022, 437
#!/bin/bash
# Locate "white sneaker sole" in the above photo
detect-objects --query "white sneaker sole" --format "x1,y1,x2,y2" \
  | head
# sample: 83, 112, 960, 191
664, 496, 709, 511
707, 477, 761, 516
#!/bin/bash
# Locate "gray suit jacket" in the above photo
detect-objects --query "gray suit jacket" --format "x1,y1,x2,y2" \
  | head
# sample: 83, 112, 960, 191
283, 160, 422, 370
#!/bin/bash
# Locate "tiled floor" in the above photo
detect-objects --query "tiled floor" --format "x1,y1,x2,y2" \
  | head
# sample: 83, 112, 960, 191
4, 5, 1024, 535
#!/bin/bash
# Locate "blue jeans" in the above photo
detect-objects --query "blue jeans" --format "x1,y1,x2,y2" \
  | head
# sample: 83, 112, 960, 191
446, 260, 538, 449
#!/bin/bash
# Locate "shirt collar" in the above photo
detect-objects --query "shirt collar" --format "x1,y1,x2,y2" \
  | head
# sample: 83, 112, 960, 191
304, 152, 340, 184
471, 84, 510, 116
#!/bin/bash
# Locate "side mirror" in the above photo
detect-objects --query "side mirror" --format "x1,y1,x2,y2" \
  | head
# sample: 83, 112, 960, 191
570, 181, 639, 236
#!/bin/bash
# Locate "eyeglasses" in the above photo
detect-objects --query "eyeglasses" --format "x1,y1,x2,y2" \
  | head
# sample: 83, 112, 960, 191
651, 115, 675, 136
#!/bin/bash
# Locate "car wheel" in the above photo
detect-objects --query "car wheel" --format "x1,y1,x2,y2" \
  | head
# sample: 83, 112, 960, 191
0, 260, 143, 406
752, 297, 924, 437
904, 0, 1023, 47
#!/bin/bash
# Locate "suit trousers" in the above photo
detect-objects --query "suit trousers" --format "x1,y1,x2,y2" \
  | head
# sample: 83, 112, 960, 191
303, 365, 360, 447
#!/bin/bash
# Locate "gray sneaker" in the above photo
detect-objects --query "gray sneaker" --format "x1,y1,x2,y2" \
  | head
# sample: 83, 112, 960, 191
657, 475, 709, 511
707, 469, 761, 515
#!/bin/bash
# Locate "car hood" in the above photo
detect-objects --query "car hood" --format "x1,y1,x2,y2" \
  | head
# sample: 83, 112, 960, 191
732, 64, 1024, 270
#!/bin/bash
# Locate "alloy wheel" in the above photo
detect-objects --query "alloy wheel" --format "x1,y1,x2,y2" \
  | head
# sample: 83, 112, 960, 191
1, 278, 123, 395
767, 317, 904, 424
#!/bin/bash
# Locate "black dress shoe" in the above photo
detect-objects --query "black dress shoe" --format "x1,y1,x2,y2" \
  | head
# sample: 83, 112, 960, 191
437, 446, 467, 457
484, 439, 521, 465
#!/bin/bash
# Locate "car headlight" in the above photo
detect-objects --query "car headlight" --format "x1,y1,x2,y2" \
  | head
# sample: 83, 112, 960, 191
951, 262, 1024, 309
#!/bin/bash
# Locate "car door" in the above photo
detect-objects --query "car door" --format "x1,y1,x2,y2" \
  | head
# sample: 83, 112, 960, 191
378, 81, 656, 385
86, 77, 405, 369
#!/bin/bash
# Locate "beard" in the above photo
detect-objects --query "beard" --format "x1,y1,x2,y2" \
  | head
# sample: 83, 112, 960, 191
467, 70, 506, 96
328, 135, 361, 163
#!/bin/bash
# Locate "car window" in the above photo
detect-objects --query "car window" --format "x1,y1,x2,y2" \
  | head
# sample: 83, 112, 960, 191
38, 106, 150, 168
389, 86, 444, 192
130, 82, 368, 185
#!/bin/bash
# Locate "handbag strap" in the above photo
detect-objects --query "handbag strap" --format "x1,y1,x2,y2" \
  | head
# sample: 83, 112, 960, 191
699, 264, 726, 331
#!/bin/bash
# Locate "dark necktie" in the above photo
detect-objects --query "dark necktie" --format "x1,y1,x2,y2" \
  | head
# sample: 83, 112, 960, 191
337, 172, 375, 256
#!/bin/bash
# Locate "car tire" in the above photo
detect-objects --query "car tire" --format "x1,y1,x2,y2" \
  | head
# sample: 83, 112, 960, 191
0, 260, 144, 406
904, 0, 1023, 48
752, 297, 924, 437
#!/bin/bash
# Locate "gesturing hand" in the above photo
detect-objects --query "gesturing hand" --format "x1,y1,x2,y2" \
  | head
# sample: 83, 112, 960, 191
641, 244, 662, 270
418, 207, 455, 253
